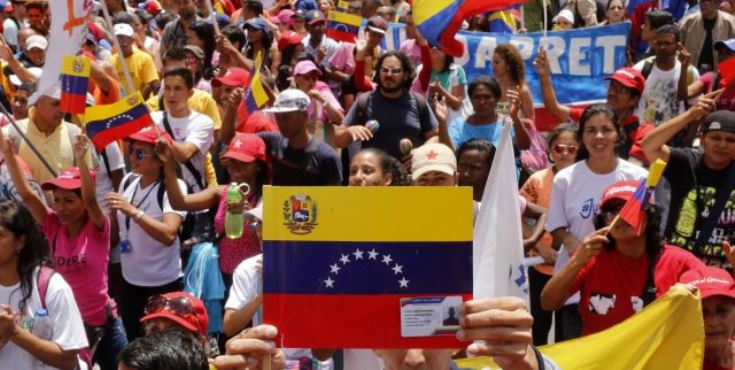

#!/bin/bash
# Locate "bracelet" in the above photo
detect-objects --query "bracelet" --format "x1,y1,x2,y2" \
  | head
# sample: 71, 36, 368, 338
133, 210, 145, 222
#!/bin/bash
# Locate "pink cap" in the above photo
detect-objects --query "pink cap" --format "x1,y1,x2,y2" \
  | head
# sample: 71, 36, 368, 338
292, 60, 322, 77
41, 167, 96, 191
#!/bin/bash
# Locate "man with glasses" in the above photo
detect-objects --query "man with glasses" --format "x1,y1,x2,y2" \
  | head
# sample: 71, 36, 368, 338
336, 51, 439, 161
535, 52, 654, 164
679, 0, 735, 73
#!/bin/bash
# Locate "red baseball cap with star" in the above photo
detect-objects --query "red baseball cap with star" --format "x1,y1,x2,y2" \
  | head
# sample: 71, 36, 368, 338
221, 133, 267, 163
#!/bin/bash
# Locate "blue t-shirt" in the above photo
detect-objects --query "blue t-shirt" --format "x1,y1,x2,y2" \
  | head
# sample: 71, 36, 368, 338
448, 116, 510, 148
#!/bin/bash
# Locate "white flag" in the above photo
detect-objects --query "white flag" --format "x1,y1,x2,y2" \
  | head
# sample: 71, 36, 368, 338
32, 0, 90, 104
472, 121, 529, 302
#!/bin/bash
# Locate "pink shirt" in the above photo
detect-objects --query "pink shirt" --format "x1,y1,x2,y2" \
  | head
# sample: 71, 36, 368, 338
42, 209, 113, 326
307, 81, 343, 123
327, 42, 356, 75
214, 186, 261, 274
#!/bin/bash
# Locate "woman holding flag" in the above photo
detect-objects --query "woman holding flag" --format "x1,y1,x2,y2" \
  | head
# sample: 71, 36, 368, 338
541, 179, 705, 336
0, 130, 127, 369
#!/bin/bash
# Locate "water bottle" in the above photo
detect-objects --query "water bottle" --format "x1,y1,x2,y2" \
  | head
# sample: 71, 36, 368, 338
225, 183, 246, 239
31, 309, 53, 340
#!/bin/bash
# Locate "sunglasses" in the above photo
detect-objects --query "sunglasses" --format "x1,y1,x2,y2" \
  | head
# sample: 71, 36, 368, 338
552, 144, 578, 155
144, 294, 195, 317
129, 148, 153, 160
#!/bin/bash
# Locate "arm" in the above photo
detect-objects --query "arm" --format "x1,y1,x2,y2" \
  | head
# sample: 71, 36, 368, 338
417, 41, 432, 91
508, 90, 531, 150
431, 97, 454, 151
578, 0, 599, 26
353, 39, 374, 92
89, 60, 117, 97
541, 227, 609, 310
520, 85, 536, 120
687, 79, 705, 100
216, 34, 254, 71
522, 201, 547, 251
534, 48, 570, 122
3, 318, 78, 370
74, 135, 106, 230
641, 90, 718, 163
158, 139, 219, 211
551, 228, 583, 254
171, 140, 200, 162
0, 129, 46, 225
219, 88, 245, 146
223, 296, 262, 337
677, 43, 692, 102
309, 90, 344, 126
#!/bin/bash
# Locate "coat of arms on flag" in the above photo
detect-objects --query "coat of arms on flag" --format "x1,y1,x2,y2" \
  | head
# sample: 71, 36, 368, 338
264, 187, 474, 348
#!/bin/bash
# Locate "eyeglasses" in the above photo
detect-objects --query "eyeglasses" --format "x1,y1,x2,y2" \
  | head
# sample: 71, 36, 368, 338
380, 67, 403, 75
601, 203, 625, 223
129, 148, 153, 160
144, 295, 195, 317
552, 144, 578, 155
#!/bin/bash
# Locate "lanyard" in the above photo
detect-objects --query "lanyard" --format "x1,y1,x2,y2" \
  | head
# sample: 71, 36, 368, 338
124, 178, 159, 232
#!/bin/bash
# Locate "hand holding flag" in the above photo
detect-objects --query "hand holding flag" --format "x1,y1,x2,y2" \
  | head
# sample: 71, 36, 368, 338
84, 92, 153, 151
612, 159, 667, 236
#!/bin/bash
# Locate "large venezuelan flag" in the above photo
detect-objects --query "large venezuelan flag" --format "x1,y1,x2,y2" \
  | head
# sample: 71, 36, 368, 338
414, 0, 527, 57
60, 55, 90, 114
84, 92, 153, 151
263, 187, 474, 348
326, 10, 362, 42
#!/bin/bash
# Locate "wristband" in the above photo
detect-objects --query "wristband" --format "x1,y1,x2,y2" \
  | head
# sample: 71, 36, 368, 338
133, 209, 145, 222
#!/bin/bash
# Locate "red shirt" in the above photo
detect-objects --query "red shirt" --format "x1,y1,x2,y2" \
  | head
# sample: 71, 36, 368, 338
571, 245, 704, 336
237, 110, 279, 134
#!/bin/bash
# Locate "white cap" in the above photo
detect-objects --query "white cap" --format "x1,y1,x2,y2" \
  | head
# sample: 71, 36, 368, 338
25, 35, 47, 51
28, 81, 61, 106
9, 67, 42, 86
263, 89, 310, 114
410, 143, 457, 181
553, 9, 575, 24
113, 23, 135, 38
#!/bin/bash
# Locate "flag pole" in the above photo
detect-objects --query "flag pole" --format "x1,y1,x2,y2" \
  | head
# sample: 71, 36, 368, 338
205, 0, 221, 34
99, 0, 136, 98
542, 0, 548, 44
0, 104, 57, 177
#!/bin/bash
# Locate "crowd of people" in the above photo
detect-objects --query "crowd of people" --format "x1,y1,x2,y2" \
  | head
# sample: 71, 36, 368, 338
0, 0, 733, 369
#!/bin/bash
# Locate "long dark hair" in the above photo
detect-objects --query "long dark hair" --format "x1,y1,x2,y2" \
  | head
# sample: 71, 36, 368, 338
354, 148, 411, 186
188, 21, 216, 80
494, 44, 526, 85
1, 201, 53, 313
575, 103, 625, 161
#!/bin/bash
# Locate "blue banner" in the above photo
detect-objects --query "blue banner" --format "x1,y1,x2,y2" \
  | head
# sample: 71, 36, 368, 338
376, 22, 631, 106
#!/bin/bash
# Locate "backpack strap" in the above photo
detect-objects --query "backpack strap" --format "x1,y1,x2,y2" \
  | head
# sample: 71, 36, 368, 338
161, 112, 205, 191
411, 92, 431, 131
37, 266, 55, 311
99, 147, 112, 177
353, 92, 372, 125
641, 59, 655, 80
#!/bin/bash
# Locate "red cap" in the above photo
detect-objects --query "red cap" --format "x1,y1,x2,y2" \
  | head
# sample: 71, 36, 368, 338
212, 67, 251, 88
127, 126, 172, 145
680, 267, 735, 300
600, 180, 643, 208
605, 67, 645, 96
144, 0, 161, 16
270, 9, 296, 25
221, 133, 267, 163
140, 291, 209, 337
41, 167, 96, 191
278, 30, 306, 51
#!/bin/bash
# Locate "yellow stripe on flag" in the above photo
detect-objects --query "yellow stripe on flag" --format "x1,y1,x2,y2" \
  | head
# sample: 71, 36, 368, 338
263, 187, 473, 242
327, 10, 362, 27
455, 285, 704, 369
412, 0, 456, 24
337, 0, 350, 9
61, 55, 91, 78
84, 92, 145, 123
251, 52, 269, 109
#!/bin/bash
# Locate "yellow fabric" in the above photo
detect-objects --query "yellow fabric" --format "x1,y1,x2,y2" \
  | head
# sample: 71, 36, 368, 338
263, 187, 473, 242
110, 48, 159, 95
412, 0, 456, 24
145, 89, 222, 130
455, 285, 704, 369
61, 55, 91, 77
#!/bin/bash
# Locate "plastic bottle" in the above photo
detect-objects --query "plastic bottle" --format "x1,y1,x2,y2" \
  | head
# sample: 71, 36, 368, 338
225, 183, 245, 239
31, 309, 53, 340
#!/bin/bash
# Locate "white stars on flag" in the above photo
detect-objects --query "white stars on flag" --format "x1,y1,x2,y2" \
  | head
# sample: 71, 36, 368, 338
382, 254, 393, 265
330, 263, 341, 274
353, 248, 364, 260
398, 277, 409, 288
340, 254, 351, 265
322, 248, 410, 289
392, 264, 403, 275
324, 277, 335, 288
368, 249, 378, 260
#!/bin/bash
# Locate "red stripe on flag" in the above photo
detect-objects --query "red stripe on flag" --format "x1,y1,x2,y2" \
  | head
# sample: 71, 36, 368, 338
326, 29, 357, 42
264, 293, 471, 348
718, 57, 735, 86
89, 114, 153, 151
60, 92, 87, 114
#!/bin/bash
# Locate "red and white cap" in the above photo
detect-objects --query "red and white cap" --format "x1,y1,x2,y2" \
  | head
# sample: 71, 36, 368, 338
221, 133, 267, 163
41, 167, 95, 191
680, 266, 735, 300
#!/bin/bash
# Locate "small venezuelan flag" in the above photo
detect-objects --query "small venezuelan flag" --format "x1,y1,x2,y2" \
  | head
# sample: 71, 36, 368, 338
326, 11, 362, 42
244, 52, 269, 115
60, 55, 91, 114
617, 159, 666, 236
84, 92, 153, 151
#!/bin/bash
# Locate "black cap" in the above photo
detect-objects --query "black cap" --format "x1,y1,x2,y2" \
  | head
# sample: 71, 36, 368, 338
305, 10, 325, 25
702, 110, 735, 134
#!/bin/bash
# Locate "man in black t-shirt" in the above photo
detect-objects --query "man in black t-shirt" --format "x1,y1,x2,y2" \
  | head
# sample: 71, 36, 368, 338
642, 102, 735, 268
261, 89, 342, 185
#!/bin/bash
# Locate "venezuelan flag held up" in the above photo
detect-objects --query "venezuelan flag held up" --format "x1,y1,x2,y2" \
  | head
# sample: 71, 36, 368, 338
84, 92, 153, 151
244, 52, 269, 115
413, 0, 527, 57
60, 55, 91, 114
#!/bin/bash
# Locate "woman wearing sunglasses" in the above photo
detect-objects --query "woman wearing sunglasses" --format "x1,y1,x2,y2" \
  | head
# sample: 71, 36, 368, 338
1, 131, 127, 369
541, 180, 705, 336
157, 132, 268, 292
520, 123, 579, 345
545, 104, 648, 341
140, 291, 209, 344
105, 127, 186, 341
0, 201, 88, 369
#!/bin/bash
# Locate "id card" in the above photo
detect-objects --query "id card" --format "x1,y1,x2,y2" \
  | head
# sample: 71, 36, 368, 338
400, 296, 462, 337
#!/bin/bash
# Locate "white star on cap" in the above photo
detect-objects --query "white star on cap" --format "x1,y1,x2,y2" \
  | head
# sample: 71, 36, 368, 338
392, 264, 403, 275
324, 277, 335, 288
340, 254, 350, 265
368, 249, 378, 260
353, 248, 364, 260
382, 254, 392, 265
398, 277, 409, 288
233, 140, 243, 148
330, 263, 341, 274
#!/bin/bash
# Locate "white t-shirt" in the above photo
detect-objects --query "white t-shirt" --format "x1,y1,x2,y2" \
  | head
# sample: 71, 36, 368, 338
3, 18, 18, 48
92, 142, 125, 213
546, 159, 647, 303
226, 255, 334, 370
633, 59, 699, 125
152, 110, 214, 193
0, 267, 88, 369
117, 173, 187, 287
